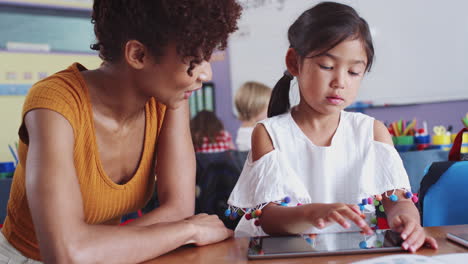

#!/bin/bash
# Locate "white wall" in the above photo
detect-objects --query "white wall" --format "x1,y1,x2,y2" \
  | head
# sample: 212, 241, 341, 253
229, 0, 468, 106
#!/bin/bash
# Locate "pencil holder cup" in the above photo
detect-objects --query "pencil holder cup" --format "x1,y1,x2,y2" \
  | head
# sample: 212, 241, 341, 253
450, 132, 468, 142
392, 136, 414, 152
414, 135, 431, 151
0, 161, 15, 179
457, 132, 468, 154
415, 135, 430, 144
432, 135, 451, 151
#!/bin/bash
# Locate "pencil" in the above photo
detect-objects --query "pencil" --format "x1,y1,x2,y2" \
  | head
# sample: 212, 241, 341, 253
463, 117, 468, 128
392, 122, 400, 137
402, 119, 416, 136
8, 144, 18, 165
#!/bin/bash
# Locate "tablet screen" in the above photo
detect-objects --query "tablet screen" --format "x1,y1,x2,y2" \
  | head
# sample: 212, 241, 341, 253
447, 233, 468, 248
248, 230, 404, 259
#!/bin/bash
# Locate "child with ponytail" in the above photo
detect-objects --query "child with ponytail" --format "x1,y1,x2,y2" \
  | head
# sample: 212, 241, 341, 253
227, 2, 437, 253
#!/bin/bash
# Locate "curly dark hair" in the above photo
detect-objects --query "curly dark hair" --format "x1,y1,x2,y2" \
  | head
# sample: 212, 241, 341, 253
91, 0, 242, 75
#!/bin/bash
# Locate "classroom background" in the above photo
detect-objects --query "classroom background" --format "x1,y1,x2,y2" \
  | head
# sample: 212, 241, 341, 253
1, 0, 468, 163
0, 2, 467, 263
1, 0, 468, 227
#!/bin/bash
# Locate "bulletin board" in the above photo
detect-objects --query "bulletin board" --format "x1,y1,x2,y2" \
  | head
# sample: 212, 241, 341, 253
189, 82, 216, 118
0, 2, 98, 95
0, 0, 92, 10
0, 2, 96, 162
229, 0, 468, 106
0, 51, 101, 95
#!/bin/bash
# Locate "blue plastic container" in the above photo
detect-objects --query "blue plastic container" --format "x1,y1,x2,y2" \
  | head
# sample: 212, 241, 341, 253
415, 135, 430, 144
0, 162, 15, 178
0, 162, 15, 173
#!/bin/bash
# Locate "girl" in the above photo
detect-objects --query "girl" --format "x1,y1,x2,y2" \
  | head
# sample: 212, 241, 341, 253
1, 0, 241, 263
191, 110, 235, 153
228, 2, 437, 253
234, 81, 272, 151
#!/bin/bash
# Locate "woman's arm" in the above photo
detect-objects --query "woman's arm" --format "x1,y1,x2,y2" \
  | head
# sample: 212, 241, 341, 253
129, 102, 196, 226
26, 109, 231, 264
251, 125, 373, 235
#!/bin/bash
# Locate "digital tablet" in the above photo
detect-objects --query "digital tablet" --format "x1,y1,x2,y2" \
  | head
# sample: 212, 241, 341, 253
247, 229, 404, 259
446, 233, 468, 248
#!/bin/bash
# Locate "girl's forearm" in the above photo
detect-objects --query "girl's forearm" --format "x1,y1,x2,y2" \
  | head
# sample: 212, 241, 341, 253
260, 202, 372, 236
260, 203, 321, 235
384, 199, 420, 224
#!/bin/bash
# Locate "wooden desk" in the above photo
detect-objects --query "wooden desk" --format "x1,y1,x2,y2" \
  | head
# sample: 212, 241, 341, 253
143, 225, 468, 264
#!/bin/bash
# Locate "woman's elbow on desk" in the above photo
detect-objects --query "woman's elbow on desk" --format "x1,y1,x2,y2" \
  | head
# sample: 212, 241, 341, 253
38, 228, 94, 264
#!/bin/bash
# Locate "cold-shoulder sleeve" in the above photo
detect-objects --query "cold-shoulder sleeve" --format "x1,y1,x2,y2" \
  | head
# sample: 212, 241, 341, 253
360, 141, 411, 196
227, 149, 312, 237
228, 149, 311, 209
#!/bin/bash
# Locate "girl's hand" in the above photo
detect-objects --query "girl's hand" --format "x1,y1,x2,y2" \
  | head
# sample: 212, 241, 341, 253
307, 203, 374, 235
185, 213, 234, 246
390, 214, 438, 253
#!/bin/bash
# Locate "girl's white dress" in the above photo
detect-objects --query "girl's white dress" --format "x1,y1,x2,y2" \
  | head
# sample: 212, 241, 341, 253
228, 111, 411, 237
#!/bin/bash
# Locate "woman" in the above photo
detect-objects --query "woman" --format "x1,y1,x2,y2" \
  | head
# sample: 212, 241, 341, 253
0, 0, 242, 263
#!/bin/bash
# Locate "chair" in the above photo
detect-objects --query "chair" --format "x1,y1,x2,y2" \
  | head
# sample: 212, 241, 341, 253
421, 161, 468, 226
0, 178, 13, 227
139, 151, 247, 229
232, 150, 249, 169
398, 149, 448, 193
195, 150, 246, 173
195, 151, 245, 229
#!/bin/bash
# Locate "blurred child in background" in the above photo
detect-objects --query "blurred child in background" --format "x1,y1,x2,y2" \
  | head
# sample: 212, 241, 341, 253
191, 110, 235, 153
234, 81, 272, 151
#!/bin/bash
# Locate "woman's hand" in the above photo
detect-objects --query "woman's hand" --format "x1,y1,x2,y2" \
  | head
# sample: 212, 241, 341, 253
306, 203, 374, 235
390, 214, 438, 252
185, 214, 234, 246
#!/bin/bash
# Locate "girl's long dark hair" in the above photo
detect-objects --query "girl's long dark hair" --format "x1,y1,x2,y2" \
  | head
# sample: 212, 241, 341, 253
267, 2, 374, 118
267, 71, 293, 118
